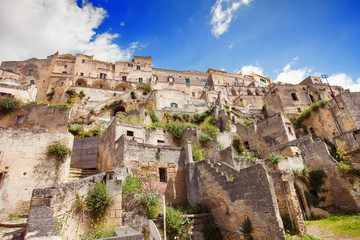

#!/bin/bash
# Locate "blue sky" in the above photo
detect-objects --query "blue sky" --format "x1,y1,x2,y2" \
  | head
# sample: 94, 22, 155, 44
0, 0, 359, 90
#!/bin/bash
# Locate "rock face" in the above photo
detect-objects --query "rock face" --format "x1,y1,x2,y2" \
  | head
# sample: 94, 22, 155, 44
122, 193, 148, 232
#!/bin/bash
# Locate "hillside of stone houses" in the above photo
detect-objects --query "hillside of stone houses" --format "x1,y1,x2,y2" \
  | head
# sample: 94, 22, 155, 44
0, 53, 359, 240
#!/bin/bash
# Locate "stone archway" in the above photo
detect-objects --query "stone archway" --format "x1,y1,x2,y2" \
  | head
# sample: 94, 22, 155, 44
75, 78, 87, 87
91, 81, 111, 89
113, 106, 125, 116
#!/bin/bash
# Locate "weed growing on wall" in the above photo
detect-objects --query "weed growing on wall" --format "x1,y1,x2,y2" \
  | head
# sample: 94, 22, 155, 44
86, 181, 114, 219
46, 141, 72, 162
136, 84, 152, 92
122, 174, 142, 197
232, 136, 245, 154
145, 109, 159, 123
163, 206, 193, 240
80, 216, 117, 240
266, 150, 283, 165
0, 95, 21, 114
192, 143, 205, 162
293, 100, 328, 127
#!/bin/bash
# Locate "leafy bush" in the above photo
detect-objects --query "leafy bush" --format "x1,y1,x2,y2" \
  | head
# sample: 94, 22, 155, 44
130, 91, 137, 99
108, 100, 123, 108
174, 203, 210, 214
46, 141, 72, 162
243, 119, 254, 126
86, 181, 114, 218
191, 108, 214, 124
182, 114, 190, 122
84, 127, 100, 138
79, 218, 116, 240
172, 113, 184, 122
266, 151, 283, 165
69, 125, 84, 137
293, 169, 301, 176
232, 136, 244, 154
192, 143, 205, 162
90, 109, 95, 114
0, 96, 21, 114
135, 182, 163, 219
203, 216, 223, 240
163, 206, 193, 240
309, 169, 326, 192
166, 123, 187, 139
79, 90, 86, 98
199, 131, 211, 143
136, 84, 152, 92
294, 100, 328, 127
122, 174, 142, 197
242, 216, 253, 235
206, 115, 217, 125
145, 109, 159, 123
57, 104, 70, 109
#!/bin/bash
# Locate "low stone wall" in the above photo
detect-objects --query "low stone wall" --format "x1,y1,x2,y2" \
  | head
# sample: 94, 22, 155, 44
25, 170, 125, 240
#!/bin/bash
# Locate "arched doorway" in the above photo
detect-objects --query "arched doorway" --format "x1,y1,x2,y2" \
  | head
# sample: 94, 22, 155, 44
75, 78, 87, 87
113, 106, 125, 116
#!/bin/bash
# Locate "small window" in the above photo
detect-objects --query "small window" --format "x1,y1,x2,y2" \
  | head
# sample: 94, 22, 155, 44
192, 92, 195, 97
309, 94, 315, 103
260, 78, 267, 83
291, 93, 298, 101
288, 127, 292, 134
16, 115, 25, 125
64, 65, 67, 68
153, 76, 158, 83
202, 80, 208, 88
168, 77, 174, 84
185, 78, 190, 87
122, 76, 127, 81
170, 102, 178, 108
81, 59, 85, 63
80, 72, 84, 76
159, 168, 167, 182
100, 85, 103, 88
78, 83, 82, 86
139, 78, 143, 83
28, 70, 33, 75
30, 80, 35, 85
137, 65, 141, 70
127, 131, 134, 137
100, 73, 106, 79
128, 63, 133, 67
62, 71, 67, 74
157, 140, 165, 144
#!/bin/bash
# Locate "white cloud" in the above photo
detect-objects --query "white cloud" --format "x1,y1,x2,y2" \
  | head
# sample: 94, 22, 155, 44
326, 73, 360, 92
237, 65, 264, 76
210, 0, 253, 38
0, 0, 137, 63
120, 22, 125, 26
274, 57, 311, 84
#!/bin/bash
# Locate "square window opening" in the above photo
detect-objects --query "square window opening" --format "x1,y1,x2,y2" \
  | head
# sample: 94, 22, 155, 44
291, 93, 298, 101
127, 131, 134, 137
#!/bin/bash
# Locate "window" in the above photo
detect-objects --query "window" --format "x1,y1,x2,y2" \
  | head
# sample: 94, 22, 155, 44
202, 80, 208, 88
249, 103, 253, 107
309, 94, 315, 103
159, 168, 167, 182
62, 71, 67, 74
16, 115, 25, 125
139, 78, 143, 83
170, 102, 178, 108
260, 78, 267, 83
288, 127, 293, 134
213, 97, 217, 102
153, 76, 158, 83
127, 131, 134, 137
28, 70, 33, 75
168, 77, 174, 84
99, 85, 103, 88
80, 72, 84, 76
185, 78, 190, 87
122, 76, 127, 81
157, 140, 165, 144
81, 59, 85, 63
30, 80, 35, 85
137, 65, 140, 70
128, 63, 133, 67
64, 65, 67, 68
100, 73, 106, 79
291, 93, 298, 101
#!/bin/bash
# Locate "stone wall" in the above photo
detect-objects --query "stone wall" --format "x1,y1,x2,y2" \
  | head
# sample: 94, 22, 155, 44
0, 127, 73, 219
0, 102, 70, 132
25, 170, 125, 240
192, 160, 285, 239
71, 137, 99, 169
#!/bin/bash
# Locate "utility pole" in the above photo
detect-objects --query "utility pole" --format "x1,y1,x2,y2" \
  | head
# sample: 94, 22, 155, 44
321, 75, 340, 108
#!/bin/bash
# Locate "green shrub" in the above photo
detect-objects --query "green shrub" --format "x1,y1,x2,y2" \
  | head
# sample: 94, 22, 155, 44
69, 125, 84, 137
65, 89, 76, 96
200, 124, 218, 140
182, 114, 190, 122
145, 109, 159, 123
122, 175, 142, 197
302, 165, 309, 175
46, 141, 72, 162
172, 113, 184, 122
191, 108, 214, 124
192, 143, 205, 162
0, 96, 21, 114
79, 90, 86, 98
136, 84, 152, 92
163, 206, 193, 240
243, 119, 254, 126
294, 100, 328, 127
79, 218, 116, 239
203, 216, 223, 240
232, 137, 244, 154
266, 151, 283, 165
86, 181, 114, 218
199, 131, 211, 143
309, 169, 326, 192
304, 191, 323, 207
130, 91, 137, 99
90, 109, 95, 114
147, 204, 160, 219
166, 123, 187, 139
175, 203, 210, 214
84, 127, 100, 138
108, 100, 123, 108
57, 104, 70, 109
293, 169, 301, 176
206, 115, 217, 125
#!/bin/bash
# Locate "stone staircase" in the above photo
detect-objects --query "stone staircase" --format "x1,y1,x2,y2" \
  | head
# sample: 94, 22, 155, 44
0, 217, 27, 240
68, 168, 99, 181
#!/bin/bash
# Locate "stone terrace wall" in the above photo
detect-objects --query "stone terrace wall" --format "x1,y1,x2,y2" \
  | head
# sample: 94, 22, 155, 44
0, 102, 70, 132
0, 127, 73, 220
194, 160, 285, 239
25, 170, 126, 240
